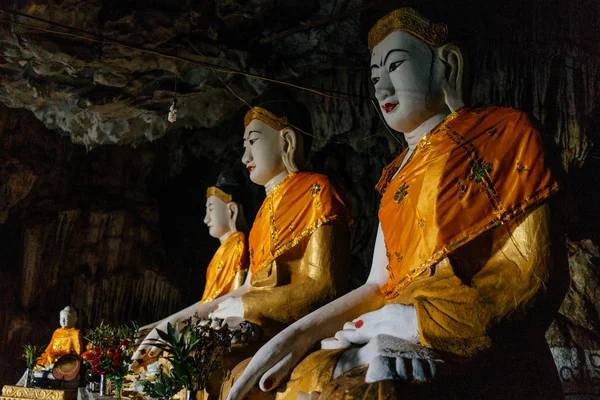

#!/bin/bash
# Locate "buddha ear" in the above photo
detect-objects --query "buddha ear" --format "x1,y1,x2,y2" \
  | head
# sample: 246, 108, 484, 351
227, 202, 239, 232
280, 127, 302, 172
437, 43, 465, 112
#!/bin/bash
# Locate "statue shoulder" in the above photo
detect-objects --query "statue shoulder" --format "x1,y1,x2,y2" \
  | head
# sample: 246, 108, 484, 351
296, 171, 332, 185
468, 106, 540, 132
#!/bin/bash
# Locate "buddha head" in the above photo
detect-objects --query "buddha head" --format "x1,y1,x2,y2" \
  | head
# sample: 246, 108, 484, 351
241, 101, 312, 186
368, 8, 465, 133
204, 170, 249, 241
59, 306, 77, 329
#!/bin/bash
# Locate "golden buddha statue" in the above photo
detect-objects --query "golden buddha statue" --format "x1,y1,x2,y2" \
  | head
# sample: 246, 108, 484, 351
36, 306, 82, 367
16, 306, 82, 387
225, 8, 568, 400
199, 171, 249, 304
134, 100, 352, 396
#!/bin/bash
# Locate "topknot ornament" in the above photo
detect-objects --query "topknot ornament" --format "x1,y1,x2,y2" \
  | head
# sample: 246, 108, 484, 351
244, 106, 288, 131
368, 8, 448, 52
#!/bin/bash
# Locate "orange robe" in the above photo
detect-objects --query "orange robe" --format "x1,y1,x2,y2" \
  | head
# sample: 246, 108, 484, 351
36, 327, 82, 366
242, 171, 352, 337
200, 231, 248, 304
248, 172, 350, 279
376, 107, 563, 357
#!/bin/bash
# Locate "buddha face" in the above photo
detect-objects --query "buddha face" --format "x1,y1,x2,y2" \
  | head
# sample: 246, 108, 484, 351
204, 196, 232, 239
370, 31, 446, 133
59, 310, 77, 328
241, 119, 287, 186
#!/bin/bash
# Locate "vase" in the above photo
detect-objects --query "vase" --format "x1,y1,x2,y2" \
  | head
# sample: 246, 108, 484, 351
185, 390, 197, 400
110, 377, 124, 400
24, 368, 33, 388
112, 384, 122, 400
99, 375, 111, 396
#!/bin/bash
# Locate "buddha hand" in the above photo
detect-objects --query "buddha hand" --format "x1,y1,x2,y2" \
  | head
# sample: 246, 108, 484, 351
334, 333, 441, 383
334, 303, 419, 344
226, 327, 315, 400
209, 296, 243, 320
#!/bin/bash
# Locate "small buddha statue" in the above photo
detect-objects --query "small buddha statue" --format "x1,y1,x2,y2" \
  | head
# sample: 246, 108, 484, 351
227, 8, 568, 400
36, 306, 82, 368
134, 101, 352, 397
17, 306, 82, 387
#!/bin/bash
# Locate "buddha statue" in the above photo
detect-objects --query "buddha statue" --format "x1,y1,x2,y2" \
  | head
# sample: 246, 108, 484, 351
36, 306, 82, 368
226, 8, 568, 400
134, 101, 352, 395
200, 171, 249, 304
133, 170, 250, 366
17, 306, 82, 387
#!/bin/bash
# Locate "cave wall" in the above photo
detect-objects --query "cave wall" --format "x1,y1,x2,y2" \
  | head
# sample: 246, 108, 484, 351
0, 106, 229, 383
0, 0, 599, 396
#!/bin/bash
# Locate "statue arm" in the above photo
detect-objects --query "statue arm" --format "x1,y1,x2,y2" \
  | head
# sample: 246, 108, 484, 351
231, 270, 247, 291
227, 223, 390, 399
412, 203, 558, 357
132, 279, 251, 360
241, 221, 350, 326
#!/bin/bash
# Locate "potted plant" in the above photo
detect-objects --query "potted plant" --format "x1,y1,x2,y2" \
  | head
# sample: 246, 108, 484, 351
148, 319, 232, 399
20, 344, 45, 388
82, 322, 138, 399
139, 365, 182, 400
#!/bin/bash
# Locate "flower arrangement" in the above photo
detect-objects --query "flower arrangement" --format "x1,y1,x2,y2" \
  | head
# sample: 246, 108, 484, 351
20, 344, 46, 387
147, 318, 232, 393
82, 322, 138, 398
138, 364, 182, 400
20, 344, 45, 370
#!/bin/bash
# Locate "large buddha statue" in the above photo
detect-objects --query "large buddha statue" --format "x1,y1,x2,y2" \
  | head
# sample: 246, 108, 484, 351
134, 101, 352, 388
226, 8, 568, 400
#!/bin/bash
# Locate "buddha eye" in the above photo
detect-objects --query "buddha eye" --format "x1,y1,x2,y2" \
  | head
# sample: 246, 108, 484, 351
389, 60, 405, 73
249, 138, 258, 145
371, 76, 380, 85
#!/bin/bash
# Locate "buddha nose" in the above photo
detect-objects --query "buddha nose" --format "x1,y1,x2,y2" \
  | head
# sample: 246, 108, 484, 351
241, 146, 252, 165
203, 213, 210, 225
374, 74, 394, 102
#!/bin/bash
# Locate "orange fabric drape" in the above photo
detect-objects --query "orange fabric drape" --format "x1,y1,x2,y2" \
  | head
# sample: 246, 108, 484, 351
377, 107, 559, 299
200, 231, 248, 304
249, 172, 350, 280
36, 327, 82, 366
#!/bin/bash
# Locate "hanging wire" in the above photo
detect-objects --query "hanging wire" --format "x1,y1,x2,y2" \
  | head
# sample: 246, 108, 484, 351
0, 9, 369, 101
0, 8, 395, 145
186, 40, 253, 110
370, 99, 403, 144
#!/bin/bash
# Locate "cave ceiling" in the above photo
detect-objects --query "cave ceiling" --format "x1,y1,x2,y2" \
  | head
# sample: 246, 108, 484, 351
0, 0, 370, 148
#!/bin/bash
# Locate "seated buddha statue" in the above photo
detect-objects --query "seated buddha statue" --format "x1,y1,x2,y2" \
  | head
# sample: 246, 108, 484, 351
17, 306, 82, 387
134, 101, 352, 394
36, 306, 82, 368
133, 170, 249, 370
200, 170, 250, 305
226, 8, 568, 400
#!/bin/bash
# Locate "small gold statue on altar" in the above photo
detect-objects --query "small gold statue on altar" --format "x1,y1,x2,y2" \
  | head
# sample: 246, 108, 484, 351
36, 307, 82, 367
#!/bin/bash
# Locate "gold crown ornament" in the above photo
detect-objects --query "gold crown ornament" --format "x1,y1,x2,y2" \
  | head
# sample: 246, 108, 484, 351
368, 8, 448, 52
206, 186, 233, 203
244, 106, 289, 131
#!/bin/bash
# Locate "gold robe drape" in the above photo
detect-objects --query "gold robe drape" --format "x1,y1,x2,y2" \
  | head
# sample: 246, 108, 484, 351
200, 231, 248, 304
243, 171, 352, 338
36, 327, 82, 366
